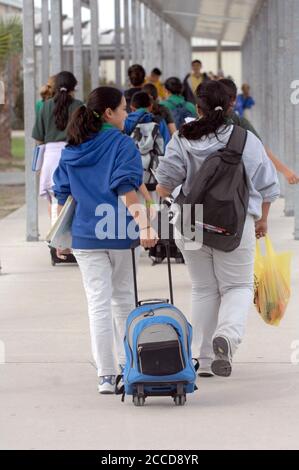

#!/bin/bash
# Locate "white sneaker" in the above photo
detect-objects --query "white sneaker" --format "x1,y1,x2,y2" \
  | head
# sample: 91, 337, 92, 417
211, 336, 232, 377
98, 375, 116, 394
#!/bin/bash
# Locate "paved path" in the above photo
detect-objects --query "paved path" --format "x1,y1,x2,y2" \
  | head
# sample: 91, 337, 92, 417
0, 172, 25, 186
0, 199, 298, 450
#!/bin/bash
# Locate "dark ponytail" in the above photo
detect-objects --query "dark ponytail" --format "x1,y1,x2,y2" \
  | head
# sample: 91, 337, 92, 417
179, 81, 230, 140
53, 71, 78, 131
67, 86, 123, 146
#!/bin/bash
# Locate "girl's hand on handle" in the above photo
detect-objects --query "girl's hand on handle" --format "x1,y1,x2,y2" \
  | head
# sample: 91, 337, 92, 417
140, 226, 159, 248
56, 248, 72, 260
146, 203, 158, 222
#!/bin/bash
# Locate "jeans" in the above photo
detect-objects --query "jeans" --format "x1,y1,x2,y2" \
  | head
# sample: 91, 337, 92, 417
73, 249, 137, 377
177, 215, 256, 368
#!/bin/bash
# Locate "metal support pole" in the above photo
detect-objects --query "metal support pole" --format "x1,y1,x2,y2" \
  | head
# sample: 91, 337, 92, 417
143, 5, 149, 73
217, 39, 222, 74
275, 0, 286, 197
284, 0, 295, 216
50, 0, 63, 74
23, 0, 38, 241
292, 0, 299, 237
257, 7, 265, 138
114, 0, 122, 87
131, 0, 137, 64
124, 0, 130, 81
136, 0, 142, 63
159, 14, 164, 74
149, 9, 155, 71
90, 0, 99, 90
41, 0, 50, 84
73, 0, 84, 100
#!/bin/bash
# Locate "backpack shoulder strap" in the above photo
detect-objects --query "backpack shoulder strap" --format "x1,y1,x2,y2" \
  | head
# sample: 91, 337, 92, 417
130, 112, 147, 135
226, 125, 247, 154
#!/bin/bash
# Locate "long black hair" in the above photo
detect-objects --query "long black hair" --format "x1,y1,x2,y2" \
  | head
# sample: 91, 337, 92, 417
67, 86, 123, 146
179, 80, 230, 140
53, 71, 78, 131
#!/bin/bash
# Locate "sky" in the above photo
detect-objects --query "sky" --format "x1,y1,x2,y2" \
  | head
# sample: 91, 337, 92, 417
35, 0, 116, 31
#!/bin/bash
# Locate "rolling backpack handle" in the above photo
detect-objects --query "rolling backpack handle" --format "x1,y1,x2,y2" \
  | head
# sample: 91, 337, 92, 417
131, 241, 174, 308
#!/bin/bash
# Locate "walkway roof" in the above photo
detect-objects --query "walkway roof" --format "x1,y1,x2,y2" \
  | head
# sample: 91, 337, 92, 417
146, 0, 261, 44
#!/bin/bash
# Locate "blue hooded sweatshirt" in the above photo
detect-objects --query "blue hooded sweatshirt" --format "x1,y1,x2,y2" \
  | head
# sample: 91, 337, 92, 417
53, 126, 143, 250
124, 109, 171, 150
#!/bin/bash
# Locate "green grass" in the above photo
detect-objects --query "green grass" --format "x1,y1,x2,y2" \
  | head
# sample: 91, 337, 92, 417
11, 137, 25, 160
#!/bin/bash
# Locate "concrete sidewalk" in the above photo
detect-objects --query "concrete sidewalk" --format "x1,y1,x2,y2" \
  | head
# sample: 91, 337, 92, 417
0, 199, 299, 450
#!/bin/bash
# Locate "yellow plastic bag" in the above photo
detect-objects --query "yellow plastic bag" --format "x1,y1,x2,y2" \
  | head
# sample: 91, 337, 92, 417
254, 235, 292, 326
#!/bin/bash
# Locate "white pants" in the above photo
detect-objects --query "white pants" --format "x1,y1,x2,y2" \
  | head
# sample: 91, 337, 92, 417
40, 142, 66, 197
177, 215, 256, 368
73, 249, 137, 377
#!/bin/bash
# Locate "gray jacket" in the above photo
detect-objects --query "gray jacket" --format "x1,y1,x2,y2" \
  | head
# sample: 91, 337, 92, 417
155, 125, 280, 220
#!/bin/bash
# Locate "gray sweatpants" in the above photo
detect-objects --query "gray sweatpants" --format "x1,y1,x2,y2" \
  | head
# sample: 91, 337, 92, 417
177, 215, 256, 368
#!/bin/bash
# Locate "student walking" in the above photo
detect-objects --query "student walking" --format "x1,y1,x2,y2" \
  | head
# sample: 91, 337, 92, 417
235, 83, 255, 118
155, 81, 280, 378
183, 60, 209, 104
160, 77, 197, 129
142, 83, 176, 135
32, 71, 82, 217
35, 75, 56, 115
53, 87, 158, 394
124, 91, 170, 149
145, 67, 167, 100
124, 64, 146, 112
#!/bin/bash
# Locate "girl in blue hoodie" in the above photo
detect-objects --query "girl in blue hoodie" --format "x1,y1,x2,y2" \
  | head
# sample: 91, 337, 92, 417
53, 87, 158, 394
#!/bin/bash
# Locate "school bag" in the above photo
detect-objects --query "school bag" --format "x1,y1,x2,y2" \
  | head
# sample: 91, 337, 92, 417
175, 125, 249, 252
130, 115, 164, 191
171, 103, 195, 129
120, 242, 197, 406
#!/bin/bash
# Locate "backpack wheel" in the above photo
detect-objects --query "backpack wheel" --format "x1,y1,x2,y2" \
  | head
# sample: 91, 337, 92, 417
133, 395, 145, 407
174, 394, 186, 406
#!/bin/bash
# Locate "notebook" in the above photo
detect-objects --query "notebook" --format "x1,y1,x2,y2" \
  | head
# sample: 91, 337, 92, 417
32, 145, 46, 171
46, 196, 76, 249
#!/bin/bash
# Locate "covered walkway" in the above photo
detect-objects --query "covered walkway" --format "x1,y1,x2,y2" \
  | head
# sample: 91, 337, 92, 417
22, 0, 299, 242
0, 198, 299, 449
1, 0, 298, 451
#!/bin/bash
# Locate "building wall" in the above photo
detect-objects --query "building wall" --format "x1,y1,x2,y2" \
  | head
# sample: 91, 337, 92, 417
0, 3, 21, 15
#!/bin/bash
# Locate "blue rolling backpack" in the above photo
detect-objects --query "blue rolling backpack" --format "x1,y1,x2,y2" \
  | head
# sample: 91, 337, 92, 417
121, 242, 197, 407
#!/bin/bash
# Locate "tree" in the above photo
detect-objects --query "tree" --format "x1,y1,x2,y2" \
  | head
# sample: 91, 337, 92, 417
0, 16, 22, 160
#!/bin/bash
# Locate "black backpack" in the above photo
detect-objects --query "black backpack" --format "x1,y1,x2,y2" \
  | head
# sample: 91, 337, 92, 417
176, 125, 249, 252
